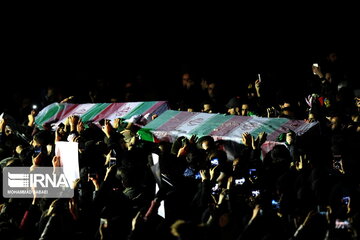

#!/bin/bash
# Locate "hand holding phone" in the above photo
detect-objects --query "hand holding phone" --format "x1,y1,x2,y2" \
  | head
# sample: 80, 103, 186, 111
312, 63, 319, 75
252, 190, 260, 197
342, 196, 350, 205
333, 155, 343, 170
249, 169, 257, 179
210, 158, 219, 167
212, 183, 220, 195
272, 199, 280, 210
108, 149, 117, 167
335, 219, 350, 229
235, 178, 245, 185
109, 157, 117, 167
100, 218, 108, 228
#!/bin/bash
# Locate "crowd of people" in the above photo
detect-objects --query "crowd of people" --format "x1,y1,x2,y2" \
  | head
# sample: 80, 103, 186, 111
0, 50, 359, 239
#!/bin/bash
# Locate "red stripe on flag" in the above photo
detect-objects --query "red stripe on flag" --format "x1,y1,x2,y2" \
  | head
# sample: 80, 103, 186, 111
142, 101, 168, 117
91, 103, 125, 122
209, 116, 251, 137
266, 119, 304, 141
54, 104, 79, 122
155, 111, 197, 131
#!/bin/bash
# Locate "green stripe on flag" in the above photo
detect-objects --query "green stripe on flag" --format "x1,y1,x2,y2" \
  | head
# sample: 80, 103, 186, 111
250, 117, 289, 137
80, 103, 111, 123
123, 101, 156, 119
143, 110, 180, 129
35, 103, 65, 127
189, 114, 232, 136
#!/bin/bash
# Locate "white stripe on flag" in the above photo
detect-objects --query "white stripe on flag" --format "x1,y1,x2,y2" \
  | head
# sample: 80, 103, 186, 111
225, 116, 270, 139
57, 104, 96, 126
106, 102, 143, 122
175, 112, 215, 135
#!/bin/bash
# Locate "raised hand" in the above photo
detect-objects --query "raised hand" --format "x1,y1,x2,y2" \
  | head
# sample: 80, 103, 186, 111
76, 119, 85, 134
255, 79, 261, 97
102, 120, 114, 138
255, 131, 267, 149
241, 132, 253, 148
189, 135, 198, 145
52, 155, 61, 168
68, 115, 80, 132
28, 110, 37, 127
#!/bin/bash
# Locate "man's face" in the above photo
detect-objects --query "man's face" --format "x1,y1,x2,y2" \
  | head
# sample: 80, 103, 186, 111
207, 83, 216, 97
182, 73, 194, 89
286, 132, 295, 145
355, 97, 360, 108
203, 104, 212, 113
228, 107, 237, 115
241, 104, 249, 116
330, 116, 340, 130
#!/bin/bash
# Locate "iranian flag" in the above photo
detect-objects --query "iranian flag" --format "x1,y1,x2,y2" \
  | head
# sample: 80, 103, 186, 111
35, 101, 169, 130
138, 110, 320, 159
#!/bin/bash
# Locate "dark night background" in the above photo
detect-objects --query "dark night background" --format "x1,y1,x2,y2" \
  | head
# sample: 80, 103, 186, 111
2, 10, 359, 113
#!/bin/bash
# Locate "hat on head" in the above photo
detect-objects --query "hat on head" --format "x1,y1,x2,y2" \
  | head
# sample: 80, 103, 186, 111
225, 96, 241, 108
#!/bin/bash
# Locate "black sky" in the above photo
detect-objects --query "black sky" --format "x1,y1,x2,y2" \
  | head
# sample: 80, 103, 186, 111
2, 11, 359, 102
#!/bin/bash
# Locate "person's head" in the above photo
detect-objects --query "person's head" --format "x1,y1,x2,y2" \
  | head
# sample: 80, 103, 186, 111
280, 106, 295, 118
197, 136, 215, 151
285, 130, 296, 145
182, 73, 195, 89
307, 112, 317, 122
32, 130, 52, 147
355, 97, 360, 109
226, 96, 241, 115
227, 107, 239, 115
241, 103, 250, 116
329, 115, 342, 131
327, 51, 338, 63
201, 102, 213, 113
207, 82, 218, 98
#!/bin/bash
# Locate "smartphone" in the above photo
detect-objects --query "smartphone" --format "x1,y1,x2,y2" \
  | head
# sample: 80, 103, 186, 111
335, 219, 350, 229
100, 218, 108, 228
342, 196, 350, 205
272, 199, 280, 210
333, 155, 342, 169
252, 190, 260, 197
33, 147, 42, 155
194, 172, 201, 179
109, 157, 117, 167
249, 169, 257, 178
33, 146, 45, 157
312, 63, 319, 75
235, 177, 245, 186
317, 205, 328, 216
212, 183, 220, 194
211, 158, 219, 167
